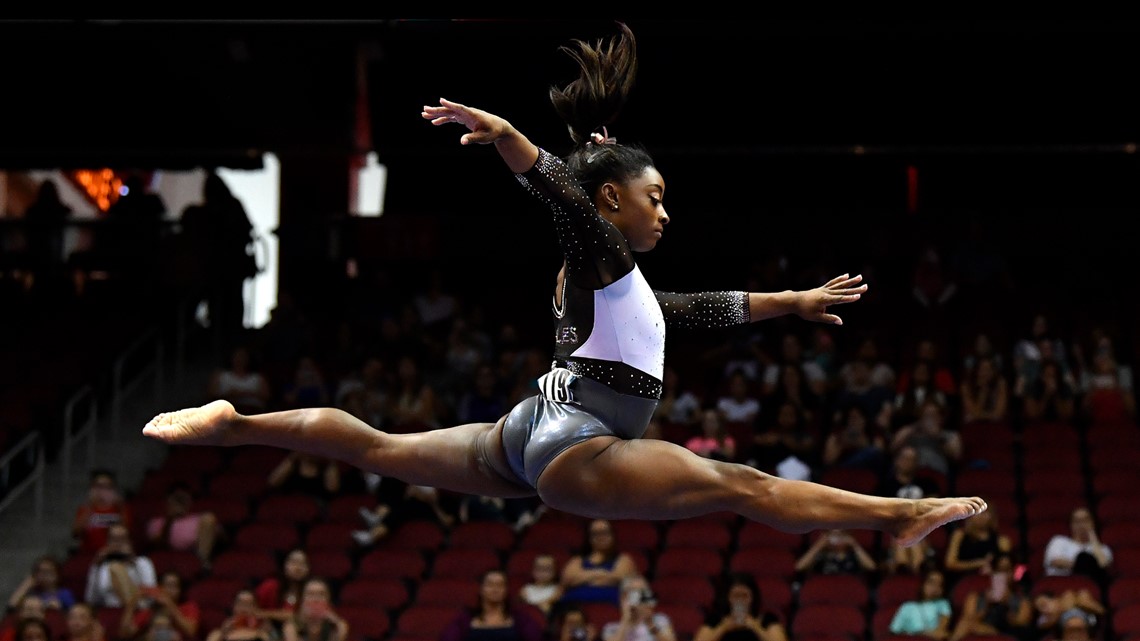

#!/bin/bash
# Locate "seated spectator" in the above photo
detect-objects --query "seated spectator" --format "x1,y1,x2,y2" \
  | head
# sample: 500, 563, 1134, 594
557, 607, 597, 641
1043, 507, 1113, 586
1020, 359, 1076, 424
559, 520, 638, 606
72, 469, 131, 555
821, 405, 887, 473
12, 620, 50, 641
949, 553, 1032, 641
255, 549, 310, 628
6, 555, 76, 612
266, 452, 340, 502
0, 596, 45, 641
959, 356, 1009, 425
388, 355, 441, 429
832, 350, 895, 435
121, 571, 200, 641
944, 508, 1013, 582
685, 409, 736, 462
1044, 608, 1097, 641
441, 570, 543, 641
519, 554, 563, 617
893, 359, 949, 431
1033, 590, 1105, 636
653, 366, 702, 429
601, 576, 675, 641
207, 346, 271, 415
281, 356, 330, 410
1078, 349, 1136, 426
204, 590, 276, 641
751, 402, 817, 478
716, 371, 761, 425
456, 364, 509, 425
890, 399, 962, 479
888, 569, 953, 639
694, 572, 787, 641
281, 579, 348, 641
794, 529, 877, 576
84, 523, 157, 608
353, 482, 457, 547
63, 603, 105, 641
145, 484, 221, 565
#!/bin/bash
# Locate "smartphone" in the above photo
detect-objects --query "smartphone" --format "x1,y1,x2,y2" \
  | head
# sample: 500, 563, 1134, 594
732, 602, 747, 623
988, 572, 1008, 601
627, 591, 641, 606
1013, 564, 1027, 582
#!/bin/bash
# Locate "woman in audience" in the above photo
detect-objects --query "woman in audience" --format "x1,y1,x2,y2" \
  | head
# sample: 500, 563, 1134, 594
281, 579, 348, 641
694, 572, 786, 641
888, 569, 953, 639
205, 590, 276, 641
5, 556, 75, 612
441, 569, 543, 641
559, 520, 638, 606
255, 549, 311, 629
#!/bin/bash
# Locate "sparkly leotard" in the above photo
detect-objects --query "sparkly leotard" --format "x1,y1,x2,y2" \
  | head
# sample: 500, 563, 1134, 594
500, 149, 752, 489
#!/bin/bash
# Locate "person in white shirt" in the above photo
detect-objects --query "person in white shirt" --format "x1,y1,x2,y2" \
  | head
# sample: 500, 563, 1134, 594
1043, 507, 1113, 581
602, 576, 675, 641
85, 523, 157, 608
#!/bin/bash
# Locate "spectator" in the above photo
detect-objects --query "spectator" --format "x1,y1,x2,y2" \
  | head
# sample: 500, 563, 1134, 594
121, 571, 200, 641
207, 346, 271, 415
653, 366, 702, 429
254, 549, 311, 628
716, 371, 761, 425
12, 620, 50, 641
281, 579, 348, 641
84, 523, 157, 608
456, 364, 508, 425
761, 334, 828, 398
888, 569, 953, 639
959, 356, 1009, 425
388, 355, 441, 429
519, 554, 563, 616
140, 611, 183, 641
559, 520, 638, 606
894, 360, 949, 432
6, 555, 76, 612
694, 572, 786, 641
821, 405, 887, 473
794, 529, 877, 575
944, 508, 1013, 582
1043, 507, 1113, 585
890, 399, 962, 479
441, 570, 543, 641
1078, 349, 1136, 426
144, 484, 221, 565
266, 452, 340, 502
1033, 590, 1105, 637
1021, 359, 1076, 425
204, 590, 276, 641
949, 553, 1032, 641
557, 607, 597, 641
72, 469, 131, 555
281, 356, 330, 410
601, 576, 675, 641
63, 603, 104, 641
1044, 608, 1096, 641
751, 402, 816, 479
685, 409, 736, 462
0, 597, 45, 641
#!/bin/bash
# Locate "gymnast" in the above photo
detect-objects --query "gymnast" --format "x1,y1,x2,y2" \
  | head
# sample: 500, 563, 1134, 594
144, 22, 985, 546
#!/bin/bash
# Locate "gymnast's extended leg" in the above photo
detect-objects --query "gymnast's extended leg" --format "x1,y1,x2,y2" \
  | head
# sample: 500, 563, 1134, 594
535, 435, 986, 547
143, 400, 536, 499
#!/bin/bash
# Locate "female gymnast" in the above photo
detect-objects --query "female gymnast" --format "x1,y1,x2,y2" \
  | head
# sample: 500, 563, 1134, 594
144, 22, 985, 547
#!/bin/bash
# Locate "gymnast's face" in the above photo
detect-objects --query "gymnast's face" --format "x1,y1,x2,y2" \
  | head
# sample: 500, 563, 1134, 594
602, 167, 669, 253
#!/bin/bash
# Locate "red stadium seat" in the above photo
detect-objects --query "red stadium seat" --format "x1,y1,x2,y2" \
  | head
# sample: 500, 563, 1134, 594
735, 522, 804, 552
186, 577, 247, 611
656, 603, 705, 639
339, 577, 410, 611
253, 492, 322, 525
876, 574, 922, 611
651, 576, 715, 609
338, 605, 390, 641
799, 574, 871, 610
308, 550, 354, 583
654, 547, 724, 578
429, 548, 502, 580
305, 522, 357, 551
325, 493, 379, 522
209, 549, 278, 582
728, 548, 797, 581
612, 520, 661, 555
792, 604, 866, 640
357, 549, 427, 581
231, 521, 300, 553
393, 605, 461, 639
415, 577, 479, 609
516, 519, 584, 552
663, 519, 732, 550
381, 520, 446, 552
447, 521, 516, 552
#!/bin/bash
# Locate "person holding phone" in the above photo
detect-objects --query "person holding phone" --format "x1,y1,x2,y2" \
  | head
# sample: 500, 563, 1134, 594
602, 576, 674, 641
205, 590, 276, 641
281, 579, 347, 641
948, 554, 1032, 641
694, 573, 786, 641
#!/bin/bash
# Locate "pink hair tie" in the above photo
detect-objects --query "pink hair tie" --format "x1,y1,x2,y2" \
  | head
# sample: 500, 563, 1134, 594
590, 126, 617, 145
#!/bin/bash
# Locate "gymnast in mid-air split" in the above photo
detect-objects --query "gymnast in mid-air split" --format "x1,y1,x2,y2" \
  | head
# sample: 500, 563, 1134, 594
144, 22, 986, 546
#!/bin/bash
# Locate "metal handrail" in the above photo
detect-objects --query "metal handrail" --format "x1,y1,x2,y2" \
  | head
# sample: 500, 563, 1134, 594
61, 384, 97, 492
110, 328, 164, 437
0, 431, 45, 524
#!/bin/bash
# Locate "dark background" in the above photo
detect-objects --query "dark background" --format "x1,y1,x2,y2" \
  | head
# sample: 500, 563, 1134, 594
3, 18, 1138, 356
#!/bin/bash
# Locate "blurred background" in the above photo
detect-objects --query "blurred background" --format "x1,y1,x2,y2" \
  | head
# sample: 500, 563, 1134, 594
1, 17, 1138, 641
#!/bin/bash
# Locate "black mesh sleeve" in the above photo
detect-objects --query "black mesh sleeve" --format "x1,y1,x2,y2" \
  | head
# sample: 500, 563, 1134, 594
514, 148, 634, 290
653, 290, 751, 329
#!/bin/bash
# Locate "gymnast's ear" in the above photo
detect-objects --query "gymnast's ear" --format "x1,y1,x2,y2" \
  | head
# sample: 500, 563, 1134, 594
599, 182, 620, 212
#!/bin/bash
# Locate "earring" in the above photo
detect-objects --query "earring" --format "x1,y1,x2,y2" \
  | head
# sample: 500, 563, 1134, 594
610, 203, 619, 211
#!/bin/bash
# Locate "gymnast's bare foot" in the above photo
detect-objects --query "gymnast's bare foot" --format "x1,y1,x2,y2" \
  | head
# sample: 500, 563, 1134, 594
893, 497, 988, 548
143, 400, 240, 447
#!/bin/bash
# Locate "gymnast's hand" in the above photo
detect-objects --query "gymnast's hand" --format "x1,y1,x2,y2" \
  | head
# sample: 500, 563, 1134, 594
793, 273, 867, 326
423, 97, 513, 145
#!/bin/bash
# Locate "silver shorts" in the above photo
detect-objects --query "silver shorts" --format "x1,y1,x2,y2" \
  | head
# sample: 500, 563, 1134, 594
501, 368, 658, 489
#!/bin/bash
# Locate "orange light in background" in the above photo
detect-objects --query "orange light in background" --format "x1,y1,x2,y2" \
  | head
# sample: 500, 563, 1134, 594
70, 168, 124, 212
